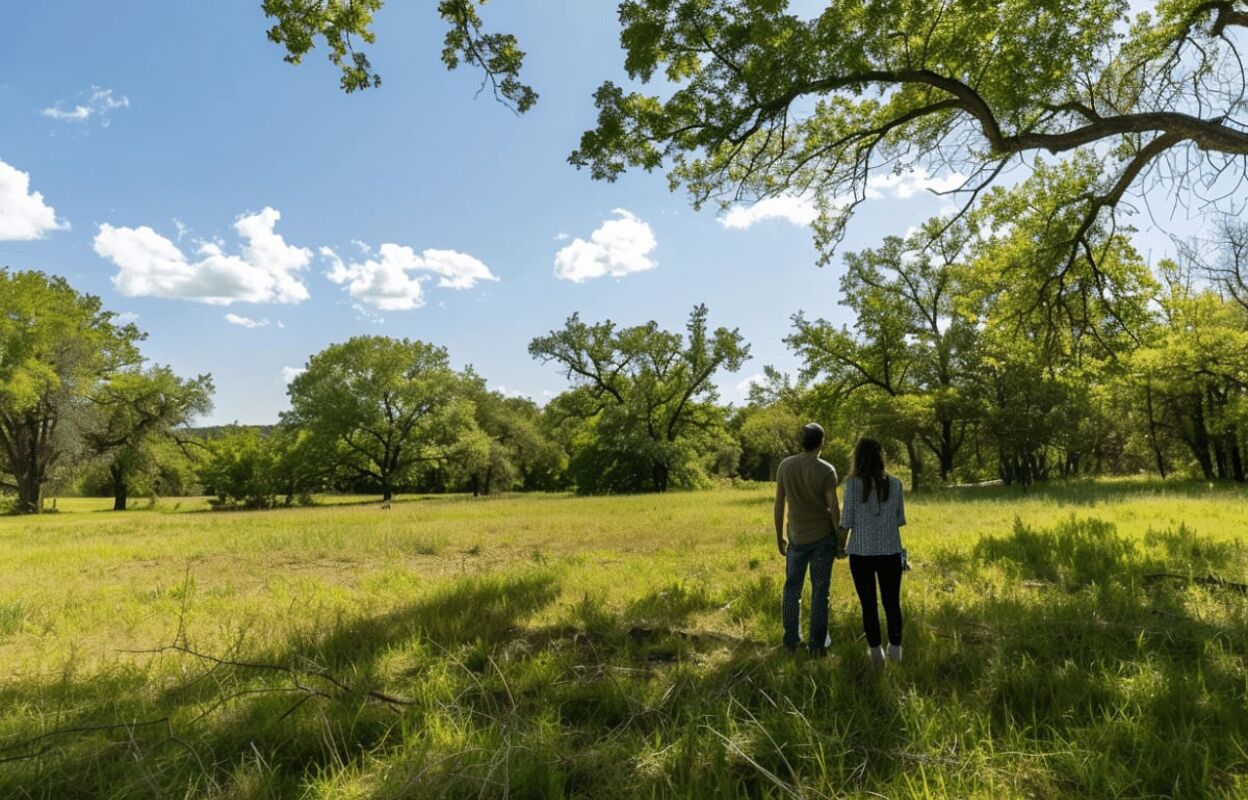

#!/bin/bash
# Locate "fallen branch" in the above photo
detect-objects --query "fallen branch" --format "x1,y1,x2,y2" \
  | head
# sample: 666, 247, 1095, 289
1142, 573, 1248, 595
121, 643, 419, 709
0, 717, 174, 765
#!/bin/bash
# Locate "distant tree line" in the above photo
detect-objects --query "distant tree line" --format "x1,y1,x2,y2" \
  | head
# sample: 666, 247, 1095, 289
4, 191, 1248, 513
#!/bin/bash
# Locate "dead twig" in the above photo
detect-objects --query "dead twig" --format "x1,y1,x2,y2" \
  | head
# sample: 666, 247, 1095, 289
121, 643, 418, 708
1143, 573, 1248, 595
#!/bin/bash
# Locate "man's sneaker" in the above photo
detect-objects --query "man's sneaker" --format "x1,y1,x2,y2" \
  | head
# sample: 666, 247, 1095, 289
887, 644, 903, 663
867, 645, 885, 665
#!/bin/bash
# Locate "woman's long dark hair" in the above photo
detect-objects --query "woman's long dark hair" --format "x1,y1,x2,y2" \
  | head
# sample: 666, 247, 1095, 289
851, 437, 890, 504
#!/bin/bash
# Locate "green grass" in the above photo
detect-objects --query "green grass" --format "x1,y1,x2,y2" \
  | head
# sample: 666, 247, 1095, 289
1, 480, 1246, 798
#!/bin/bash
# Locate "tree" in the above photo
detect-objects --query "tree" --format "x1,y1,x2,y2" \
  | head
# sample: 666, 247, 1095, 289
1136, 263, 1248, 481
460, 379, 563, 495
262, 0, 537, 109
86, 366, 213, 511
735, 402, 803, 481
571, 1, 1248, 303
529, 304, 749, 492
284, 336, 476, 501
787, 220, 981, 488
198, 427, 280, 509
0, 271, 142, 514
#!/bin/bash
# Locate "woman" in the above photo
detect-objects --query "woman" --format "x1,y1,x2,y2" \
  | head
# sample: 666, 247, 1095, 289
838, 437, 906, 665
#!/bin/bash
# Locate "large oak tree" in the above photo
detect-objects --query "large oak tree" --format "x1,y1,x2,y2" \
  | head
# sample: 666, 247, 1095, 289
0, 271, 143, 513
284, 336, 477, 501
529, 304, 748, 492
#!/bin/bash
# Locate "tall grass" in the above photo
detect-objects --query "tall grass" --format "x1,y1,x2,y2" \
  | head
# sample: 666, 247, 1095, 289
0, 481, 1245, 797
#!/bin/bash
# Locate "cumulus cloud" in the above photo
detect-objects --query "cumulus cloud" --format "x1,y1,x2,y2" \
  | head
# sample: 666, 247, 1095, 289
281, 366, 306, 384
719, 195, 818, 230
554, 209, 657, 283
42, 86, 129, 126
321, 242, 497, 311
735, 373, 767, 394
224, 313, 270, 328
493, 385, 532, 399
0, 158, 69, 240
868, 168, 966, 199
93, 207, 312, 305
719, 168, 966, 230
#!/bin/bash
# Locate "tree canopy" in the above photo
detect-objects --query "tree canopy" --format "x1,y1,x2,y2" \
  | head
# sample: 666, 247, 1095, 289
571, 0, 1248, 266
530, 304, 748, 492
262, 0, 537, 110
86, 366, 214, 511
0, 272, 147, 513
284, 336, 477, 501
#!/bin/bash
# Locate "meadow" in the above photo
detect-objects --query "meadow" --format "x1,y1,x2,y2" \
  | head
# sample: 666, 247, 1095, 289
0, 481, 1246, 799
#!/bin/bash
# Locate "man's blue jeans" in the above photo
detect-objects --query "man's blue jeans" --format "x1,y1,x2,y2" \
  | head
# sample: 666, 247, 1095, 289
782, 536, 835, 652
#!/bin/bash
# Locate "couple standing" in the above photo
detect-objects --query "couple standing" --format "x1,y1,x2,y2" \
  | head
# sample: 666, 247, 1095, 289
774, 423, 906, 663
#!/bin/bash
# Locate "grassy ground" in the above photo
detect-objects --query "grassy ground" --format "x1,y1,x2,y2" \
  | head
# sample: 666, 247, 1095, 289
1, 480, 1246, 798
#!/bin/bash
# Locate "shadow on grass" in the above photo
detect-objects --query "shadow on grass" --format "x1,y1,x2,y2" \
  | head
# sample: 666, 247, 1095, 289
3, 519, 1247, 798
0, 572, 560, 798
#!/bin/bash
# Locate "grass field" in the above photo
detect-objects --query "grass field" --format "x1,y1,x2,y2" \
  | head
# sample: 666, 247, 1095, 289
1, 480, 1246, 798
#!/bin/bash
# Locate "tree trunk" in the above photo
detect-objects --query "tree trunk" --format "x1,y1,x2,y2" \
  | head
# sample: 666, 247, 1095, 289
15, 472, 41, 514
110, 462, 129, 511
484, 465, 494, 496
653, 462, 670, 493
1229, 431, 1245, 483
1144, 380, 1168, 479
1213, 436, 1229, 480
938, 420, 955, 481
382, 482, 393, 502
905, 439, 921, 492
1190, 394, 1215, 480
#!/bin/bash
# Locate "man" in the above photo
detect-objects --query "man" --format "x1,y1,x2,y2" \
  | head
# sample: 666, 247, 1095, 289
774, 422, 843, 656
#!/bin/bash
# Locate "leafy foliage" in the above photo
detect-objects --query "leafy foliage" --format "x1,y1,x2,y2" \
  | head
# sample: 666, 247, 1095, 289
86, 366, 213, 510
0, 271, 145, 513
571, 0, 1248, 317
284, 336, 478, 501
530, 305, 748, 492
262, 0, 537, 110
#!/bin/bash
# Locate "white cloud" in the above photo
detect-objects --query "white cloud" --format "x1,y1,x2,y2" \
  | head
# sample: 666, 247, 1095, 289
493, 385, 531, 399
42, 86, 129, 126
866, 168, 965, 199
554, 209, 657, 283
719, 168, 966, 230
720, 195, 817, 230
0, 158, 69, 240
553, 232, 569, 241
224, 313, 270, 328
281, 366, 306, 384
322, 242, 497, 311
735, 372, 767, 395
94, 207, 312, 305
114, 311, 140, 324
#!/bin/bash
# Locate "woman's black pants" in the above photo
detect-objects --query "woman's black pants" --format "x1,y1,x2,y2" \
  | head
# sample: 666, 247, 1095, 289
849, 554, 903, 647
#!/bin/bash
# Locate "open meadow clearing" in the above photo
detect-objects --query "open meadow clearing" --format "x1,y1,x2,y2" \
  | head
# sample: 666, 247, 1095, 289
1, 482, 1246, 798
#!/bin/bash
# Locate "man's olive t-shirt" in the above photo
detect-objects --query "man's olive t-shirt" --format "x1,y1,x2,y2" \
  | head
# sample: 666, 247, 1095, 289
776, 453, 839, 545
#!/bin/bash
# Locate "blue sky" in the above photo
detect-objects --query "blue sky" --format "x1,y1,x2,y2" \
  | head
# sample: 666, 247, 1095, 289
0, 2, 1191, 425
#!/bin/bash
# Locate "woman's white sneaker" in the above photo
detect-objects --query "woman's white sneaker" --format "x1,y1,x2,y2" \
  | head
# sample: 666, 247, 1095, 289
886, 644, 903, 663
867, 645, 885, 665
